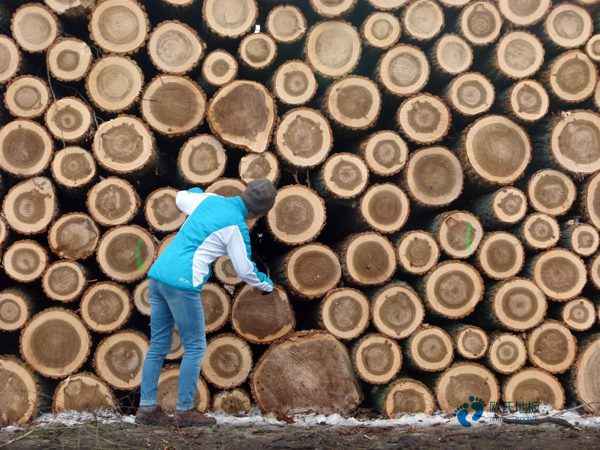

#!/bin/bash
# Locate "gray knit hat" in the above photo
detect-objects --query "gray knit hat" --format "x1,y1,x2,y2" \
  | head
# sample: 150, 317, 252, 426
241, 179, 276, 217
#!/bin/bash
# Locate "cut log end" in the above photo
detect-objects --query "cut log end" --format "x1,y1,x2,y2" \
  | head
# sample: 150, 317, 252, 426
362, 12, 401, 50
133, 279, 151, 316
86, 56, 144, 113
528, 169, 575, 216
94, 330, 149, 390
405, 146, 463, 207
549, 51, 597, 104
42, 261, 86, 303
0, 289, 31, 332
402, 0, 444, 41
407, 325, 453, 372
148, 21, 203, 75
96, 225, 157, 283
459, 1, 502, 46
545, 4, 592, 49
521, 213, 560, 250
490, 278, 547, 332
376, 378, 436, 418
51, 146, 96, 190
453, 325, 488, 360
352, 334, 402, 385
397, 230, 440, 275
158, 367, 210, 412
0, 36, 21, 84
498, 0, 551, 26
273, 60, 317, 107
585, 172, 600, 229
306, 21, 361, 79
206, 178, 246, 197
447, 72, 494, 117
21, 308, 91, 379
202, 0, 257, 39
433, 34, 473, 76
87, 177, 140, 227
487, 333, 527, 374
361, 131, 408, 177
341, 232, 396, 286
90, 0, 149, 54
372, 283, 424, 340
5, 76, 50, 119
276, 108, 332, 168
477, 232, 524, 280
144, 187, 185, 233
574, 335, 600, 414
496, 32, 544, 80
320, 288, 370, 341
0, 121, 54, 178
435, 363, 499, 414
3, 240, 48, 283
379, 44, 429, 96
360, 184, 409, 234
178, 134, 227, 185
53, 373, 117, 414
504, 368, 565, 412
566, 223, 599, 257
202, 283, 231, 334
232, 286, 295, 344
326, 76, 381, 130
434, 211, 483, 259
527, 321, 577, 374
47, 38, 93, 82
212, 389, 252, 415
320, 153, 368, 199
368, 0, 408, 10
398, 94, 450, 144
239, 33, 277, 70
48, 213, 99, 260
11, 4, 59, 53
508, 79, 549, 122
310, 0, 356, 17
550, 111, 600, 175
282, 244, 341, 299
532, 249, 586, 302
239, 152, 280, 185
267, 5, 306, 44
45, 97, 93, 143
202, 334, 253, 389
488, 187, 528, 226
267, 185, 326, 246
213, 256, 241, 286
201, 50, 238, 87
0, 357, 39, 426
586, 35, 600, 62
562, 298, 596, 332
81, 282, 132, 334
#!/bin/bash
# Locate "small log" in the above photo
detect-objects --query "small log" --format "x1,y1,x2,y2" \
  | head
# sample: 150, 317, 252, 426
435, 362, 500, 414
178, 134, 227, 186
548, 51, 597, 104
279, 244, 341, 299
459, 1, 503, 46
530, 248, 586, 302
572, 334, 600, 414
239, 152, 280, 185
202, 0, 257, 39
549, 110, 600, 176
339, 232, 396, 286
372, 378, 436, 418
402, 0, 444, 42
406, 325, 454, 372
212, 388, 252, 415
86, 177, 140, 227
51, 146, 97, 190
527, 169, 576, 217
21, 308, 91, 379
432, 34, 472, 76
487, 332, 527, 375
250, 331, 362, 416
544, 3, 592, 49
93, 330, 149, 390
44, 0, 96, 16
157, 366, 210, 412
5, 76, 50, 119
586, 34, 600, 62
133, 279, 150, 316
86, 56, 144, 113
267, 185, 326, 246
360, 130, 407, 177
202, 333, 252, 389
494, 31, 544, 80
498, 0, 551, 26
487, 277, 547, 332
371, 282, 424, 340
377, 44, 429, 96
446, 72, 495, 117
503, 368, 565, 411
92, 116, 156, 175
421, 260, 484, 319
207, 80, 276, 154
144, 187, 185, 233
266, 5, 306, 44
44, 97, 93, 143
96, 225, 157, 283
80, 282, 132, 334
147, 21, 204, 75
404, 146, 463, 207
396, 230, 440, 275
213, 256, 241, 286
89, 0, 149, 54
319, 288, 370, 341
431, 210, 483, 259
397, 93, 451, 144
361, 12, 401, 50
562, 222, 600, 257
519, 213, 560, 251
48, 212, 99, 260
359, 183, 409, 234
305, 21, 361, 79
232, 286, 295, 344
461, 115, 531, 186
2, 240, 48, 283
505, 79, 549, 123
3, 177, 56, 235
583, 172, 600, 229
476, 232, 524, 280
451, 325, 488, 360
11, 3, 59, 53
439, 0, 470, 7
310, 0, 356, 17
0, 35, 20, 84
202, 282, 231, 334
324, 76, 381, 131
41, 260, 87, 303
239, 33, 277, 71
352, 333, 402, 385
527, 320, 577, 374
272, 60, 317, 107
367, 0, 408, 10
561, 297, 596, 332
0, 356, 40, 426
206, 178, 246, 197
0, 120, 54, 178
53, 373, 117, 414
201, 49, 238, 88
317, 152, 370, 199
472, 187, 528, 229
0, 289, 32, 332
275, 107, 333, 168
46, 38, 93, 82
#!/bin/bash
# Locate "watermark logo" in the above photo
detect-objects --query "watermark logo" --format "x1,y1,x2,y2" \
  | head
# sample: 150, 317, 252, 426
455, 399, 542, 427
456, 396, 484, 427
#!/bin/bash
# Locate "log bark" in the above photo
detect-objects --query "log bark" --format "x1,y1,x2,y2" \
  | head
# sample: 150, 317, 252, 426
352, 333, 402, 385
202, 283, 231, 334
372, 378, 436, 418
0, 356, 40, 426
212, 388, 252, 415
86, 56, 144, 113
41, 260, 87, 303
396, 230, 440, 275
476, 231, 524, 280
360, 130, 408, 177
527, 320, 577, 374
147, 21, 204, 75
0, 121, 54, 177
2, 240, 48, 283
202, 333, 253, 389
486, 278, 547, 332
371, 282, 424, 340
305, 21, 361, 79
52, 372, 118, 413
5, 76, 50, 119
0, 288, 32, 332
178, 134, 227, 186
80, 282, 132, 334
487, 332, 527, 375
89, 0, 149, 54
11, 3, 59, 53
87, 177, 141, 227
503, 368, 565, 412
561, 297, 596, 332
46, 38, 93, 82
406, 325, 454, 372
319, 288, 370, 341
339, 232, 396, 286
157, 366, 210, 412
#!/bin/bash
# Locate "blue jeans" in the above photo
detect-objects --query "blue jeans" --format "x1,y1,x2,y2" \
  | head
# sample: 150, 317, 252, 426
139, 279, 206, 411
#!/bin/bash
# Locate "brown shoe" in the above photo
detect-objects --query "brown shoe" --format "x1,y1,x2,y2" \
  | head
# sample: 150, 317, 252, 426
175, 410, 217, 428
136, 406, 174, 426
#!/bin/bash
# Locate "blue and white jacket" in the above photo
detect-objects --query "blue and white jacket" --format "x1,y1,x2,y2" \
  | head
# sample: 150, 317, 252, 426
148, 187, 273, 293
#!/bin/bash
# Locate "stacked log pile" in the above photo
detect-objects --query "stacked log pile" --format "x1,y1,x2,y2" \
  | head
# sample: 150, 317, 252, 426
2, 0, 600, 425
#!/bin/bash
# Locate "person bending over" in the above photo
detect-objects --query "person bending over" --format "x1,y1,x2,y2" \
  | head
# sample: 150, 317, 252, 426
136, 179, 276, 427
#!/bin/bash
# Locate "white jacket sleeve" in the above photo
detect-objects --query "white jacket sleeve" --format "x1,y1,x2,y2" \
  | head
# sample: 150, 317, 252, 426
225, 225, 273, 292
175, 188, 210, 216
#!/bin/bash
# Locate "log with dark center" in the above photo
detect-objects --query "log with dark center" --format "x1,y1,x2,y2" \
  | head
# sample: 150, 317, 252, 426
3, 177, 56, 236
406, 325, 454, 372
86, 177, 140, 227
451, 325, 488, 360
201, 50, 238, 88
0, 121, 54, 178
144, 187, 185, 233
548, 51, 597, 104
372, 378, 436, 418
371, 283, 424, 340
178, 134, 227, 185
202, 334, 252, 389
239, 33, 277, 71
52, 373, 117, 414
352, 333, 402, 385
5, 76, 50, 119
0, 356, 39, 426
473, 187, 528, 228
396, 230, 440, 275
362, 12, 401, 50
527, 320, 577, 374
397, 93, 450, 144
239, 152, 280, 184
202, 283, 231, 334
527, 169, 576, 216
459, 1, 502, 46
51, 146, 97, 190
519, 213, 560, 251
0, 289, 31, 332
361, 130, 408, 177
212, 388, 252, 415
505, 79, 549, 123
549, 111, 600, 175
41, 260, 87, 303
80, 282, 132, 334
561, 298, 596, 332
319, 288, 370, 341
2, 240, 48, 283
573, 335, 600, 414
431, 210, 483, 259
561, 222, 599, 257
446, 72, 494, 117
487, 278, 548, 332
531, 248, 586, 302
44, 97, 93, 143
325, 76, 381, 131
272, 60, 317, 107
476, 232, 524, 280
47, 38, 93, 82
487, 332, 527, 375
359, 183, 409, 234
339, 232, 396, 286
504, 368, 565, 411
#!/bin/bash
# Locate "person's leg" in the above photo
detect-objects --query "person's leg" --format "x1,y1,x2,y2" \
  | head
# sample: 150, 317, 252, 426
139, 280, 174, 409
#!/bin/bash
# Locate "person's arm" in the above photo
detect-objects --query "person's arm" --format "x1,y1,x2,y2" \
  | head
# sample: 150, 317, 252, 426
225, 225, 273, 292
175, 187, 208, 216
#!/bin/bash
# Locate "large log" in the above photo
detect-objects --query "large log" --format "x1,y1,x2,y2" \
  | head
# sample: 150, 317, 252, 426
527, 169, 576, 216
47, 212, 99, 260
486, 278, 547, 332
530, 248, 587, 302
324, 76, 381, 131
402, 0, 444, 42
572, 334, 600, 414
378, 44, 429, 96
339, 232, 396, 286
86, 56, 144, 113
459, 1, 502, 46
266, 5, 306, 44
359, 183, 409, 234
494, 31, 544, 80
527, 320, 577, 374
476, 231, 524, 280
305, 21, 361, 79
498, 0, 551, 26
0, 121, 54, 178
52, 372, 118, 413
147, 21, 204, 75
544, 3, 592, 50
547, 51, 597, 104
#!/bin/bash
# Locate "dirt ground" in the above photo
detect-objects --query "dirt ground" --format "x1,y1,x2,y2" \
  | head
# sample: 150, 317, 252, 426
1, 422, 600, 450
